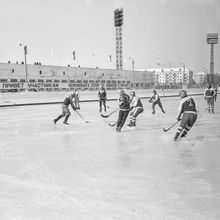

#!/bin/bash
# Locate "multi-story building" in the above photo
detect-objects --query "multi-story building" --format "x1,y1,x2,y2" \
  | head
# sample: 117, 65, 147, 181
193, 71, 207, 85
146, 67, 193, 88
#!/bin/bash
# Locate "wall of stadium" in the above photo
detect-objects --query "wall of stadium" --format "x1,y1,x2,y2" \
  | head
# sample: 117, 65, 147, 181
0, 63, 154, 92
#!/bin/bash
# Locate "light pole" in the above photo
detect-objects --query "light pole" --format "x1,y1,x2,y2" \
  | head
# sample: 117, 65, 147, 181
129, 57, 135, 90
19, 43, 28, 83
180, 62, 185, 89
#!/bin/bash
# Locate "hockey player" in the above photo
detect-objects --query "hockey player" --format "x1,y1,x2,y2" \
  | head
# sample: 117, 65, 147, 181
74, 89, 80, 109
116, 90, 130, 132
204, 84, 216, 113
53, 92, 76, 125
127, 91, 144, 127
98, 85, 107, 112
174, 90, 197, 141
149, 90, 165, 114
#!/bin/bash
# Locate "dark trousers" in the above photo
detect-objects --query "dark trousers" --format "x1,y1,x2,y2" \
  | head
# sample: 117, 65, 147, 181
55, 105, 71, 123
174, 113, 197, 140
180, 113, 197, 129
99, 98, 106, 111
152, 100, 164, 112
117, 110, 129, 129
206, 97, 214, 112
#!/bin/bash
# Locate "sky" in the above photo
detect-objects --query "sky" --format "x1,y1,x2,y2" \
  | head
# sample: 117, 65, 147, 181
0, 0, 220, 73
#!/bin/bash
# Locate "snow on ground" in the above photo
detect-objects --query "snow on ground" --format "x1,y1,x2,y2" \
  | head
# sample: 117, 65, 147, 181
0, 95, 220, 220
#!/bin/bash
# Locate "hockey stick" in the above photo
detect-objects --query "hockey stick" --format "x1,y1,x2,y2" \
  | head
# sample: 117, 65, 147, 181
101, 107, 119, 118
163, 121, 179, 132
75, 110, 89, 123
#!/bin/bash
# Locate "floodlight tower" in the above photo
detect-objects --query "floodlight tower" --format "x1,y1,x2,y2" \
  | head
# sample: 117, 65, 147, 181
207, 33, 218, 85
114, 8, 123, 70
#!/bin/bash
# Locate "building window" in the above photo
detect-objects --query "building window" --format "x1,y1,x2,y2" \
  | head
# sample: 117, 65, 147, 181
29, 79, 36, 82
63, 71, 65, 75
12, 69, 14, 73
62, 80, 67, 83
39, 70, 42, 75
10, 79, 18, 82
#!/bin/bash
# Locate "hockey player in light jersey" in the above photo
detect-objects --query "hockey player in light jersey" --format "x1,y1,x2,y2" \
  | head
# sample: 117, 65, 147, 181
127, 91, 144, 127
174, 90, 197, 141
204, 84, 216, 113
53, 92, 76, 125
149, 90, 165, 114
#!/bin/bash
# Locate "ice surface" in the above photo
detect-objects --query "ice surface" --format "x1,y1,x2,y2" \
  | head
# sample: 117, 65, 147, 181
0, 96, 220, 220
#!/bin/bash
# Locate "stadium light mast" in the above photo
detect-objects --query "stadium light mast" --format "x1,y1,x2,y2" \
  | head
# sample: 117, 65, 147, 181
114, 8, 123, 71
129, 57, 135, 90
207, 33, 218, 85
19, 43, 28, 83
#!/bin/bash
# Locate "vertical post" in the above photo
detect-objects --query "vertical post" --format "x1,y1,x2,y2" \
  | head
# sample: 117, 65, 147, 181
207, 33, 218, 86
114, 8, 123, 71
210, 44, 214, 85
73, 50, 77, 81
115, 26, 123, 70
180, 62, 185, 89
132, 59, 135, 90
24, 45, 28, 83
183, 63, 185, 88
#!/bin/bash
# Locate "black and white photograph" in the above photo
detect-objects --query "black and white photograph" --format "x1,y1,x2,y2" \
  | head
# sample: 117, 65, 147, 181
0, 0, 220, 219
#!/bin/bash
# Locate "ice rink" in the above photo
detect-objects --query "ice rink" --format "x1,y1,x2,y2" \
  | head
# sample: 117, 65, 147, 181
0, 95, 220, 220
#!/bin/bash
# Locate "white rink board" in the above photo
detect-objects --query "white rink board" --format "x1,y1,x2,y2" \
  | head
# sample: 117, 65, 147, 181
0, 96, 220, 220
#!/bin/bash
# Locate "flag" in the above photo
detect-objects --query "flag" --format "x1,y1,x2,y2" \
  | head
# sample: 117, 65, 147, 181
73, 50, 76, 60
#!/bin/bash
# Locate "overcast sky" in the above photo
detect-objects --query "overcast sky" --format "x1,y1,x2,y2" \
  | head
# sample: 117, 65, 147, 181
0, 0, 219, 73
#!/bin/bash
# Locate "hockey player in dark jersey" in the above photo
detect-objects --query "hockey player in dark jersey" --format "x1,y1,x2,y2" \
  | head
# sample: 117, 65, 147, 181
116, 90, 130, 132
98, 85, 107, 112
53, 93, 76, 125
127, 91, 144, 127
149, 90, 165, 114
204, 84, 216, 113
174, 90, 197, 141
